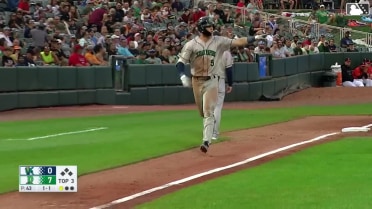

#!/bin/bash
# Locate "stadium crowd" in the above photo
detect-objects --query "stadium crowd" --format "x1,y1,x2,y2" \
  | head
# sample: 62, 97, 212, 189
0, 0, 360, 68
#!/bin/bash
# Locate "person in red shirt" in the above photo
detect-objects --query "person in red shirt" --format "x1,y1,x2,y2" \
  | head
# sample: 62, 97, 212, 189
69, 45, 90, 67
18, 0, 30, 14
192, 7, 206, 23
236, 0, 246, 14
352, 62, 372, 86
88, 6, 108, 30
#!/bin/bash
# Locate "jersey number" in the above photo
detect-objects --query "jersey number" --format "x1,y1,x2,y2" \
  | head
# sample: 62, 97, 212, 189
210, 60, 214, 66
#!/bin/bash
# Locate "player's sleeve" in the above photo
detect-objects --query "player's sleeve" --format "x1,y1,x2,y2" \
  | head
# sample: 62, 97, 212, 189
177, 41, 193, 64
219, 37, 233, 52
224, 51, 233, 68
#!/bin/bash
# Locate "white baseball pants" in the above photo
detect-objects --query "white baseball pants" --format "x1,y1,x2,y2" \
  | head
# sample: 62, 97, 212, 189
343, 80, 364, 87
213, 78, 226, 139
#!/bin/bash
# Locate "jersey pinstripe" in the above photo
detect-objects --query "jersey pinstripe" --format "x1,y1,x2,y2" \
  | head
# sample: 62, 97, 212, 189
178, 36, 232, 77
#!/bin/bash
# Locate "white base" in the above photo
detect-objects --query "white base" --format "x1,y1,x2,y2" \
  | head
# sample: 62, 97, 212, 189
341, 127, 370, 133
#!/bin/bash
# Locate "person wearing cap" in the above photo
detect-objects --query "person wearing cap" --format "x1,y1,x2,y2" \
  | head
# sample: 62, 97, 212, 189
68, 45, 90, 67
23, 47, 36, 67
341, 58, 364, 87
145, 49, 161, 64
316, 5, 335, 24
352, 62, 372, 86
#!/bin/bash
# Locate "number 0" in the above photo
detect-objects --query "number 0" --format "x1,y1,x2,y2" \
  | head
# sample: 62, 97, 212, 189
47, 167, 52, 174
210, 60, 214, 66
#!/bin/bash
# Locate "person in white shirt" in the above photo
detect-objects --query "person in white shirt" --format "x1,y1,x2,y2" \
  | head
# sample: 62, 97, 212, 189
284, 39, 294, 56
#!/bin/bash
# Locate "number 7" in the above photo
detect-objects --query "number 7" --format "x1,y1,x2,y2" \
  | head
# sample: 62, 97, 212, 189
48, 177, 52, 183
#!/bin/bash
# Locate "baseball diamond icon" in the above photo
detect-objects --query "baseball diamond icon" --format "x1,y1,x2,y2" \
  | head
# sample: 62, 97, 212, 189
346, 3, 369, 15
60, 168, 74, 176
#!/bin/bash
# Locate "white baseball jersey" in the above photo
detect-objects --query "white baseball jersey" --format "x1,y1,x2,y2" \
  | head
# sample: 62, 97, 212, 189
215, 50, 234, 79
178, 36, 233, 77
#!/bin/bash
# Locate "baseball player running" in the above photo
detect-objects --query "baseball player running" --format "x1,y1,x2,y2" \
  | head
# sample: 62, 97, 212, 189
176, 17, 265, 153
212, 49, 234, 140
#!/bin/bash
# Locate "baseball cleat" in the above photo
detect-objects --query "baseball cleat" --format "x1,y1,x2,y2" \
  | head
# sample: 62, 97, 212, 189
212, 136, 217, 140
200, 141, 209, 153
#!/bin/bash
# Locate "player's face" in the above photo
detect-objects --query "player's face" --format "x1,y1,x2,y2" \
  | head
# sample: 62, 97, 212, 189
206, 26, 213, 33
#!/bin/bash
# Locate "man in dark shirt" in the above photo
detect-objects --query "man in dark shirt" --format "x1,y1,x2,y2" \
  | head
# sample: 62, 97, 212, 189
340, 31, 353, 48
214, 3, 226, 23
341, 58, 363, 87
293, 42, 303, 55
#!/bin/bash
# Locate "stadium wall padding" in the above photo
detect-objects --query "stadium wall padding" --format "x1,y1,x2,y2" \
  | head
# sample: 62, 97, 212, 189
0, 52, 369, 111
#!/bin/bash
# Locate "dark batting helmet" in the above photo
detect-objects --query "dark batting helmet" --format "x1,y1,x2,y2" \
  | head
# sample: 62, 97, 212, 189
197, 17, 214, 34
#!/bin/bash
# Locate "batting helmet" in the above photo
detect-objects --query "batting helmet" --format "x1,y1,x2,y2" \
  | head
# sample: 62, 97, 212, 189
197, 17, 214, 34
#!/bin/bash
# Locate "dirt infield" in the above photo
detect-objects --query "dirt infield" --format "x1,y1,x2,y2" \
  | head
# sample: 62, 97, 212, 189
0, 87, 372, 209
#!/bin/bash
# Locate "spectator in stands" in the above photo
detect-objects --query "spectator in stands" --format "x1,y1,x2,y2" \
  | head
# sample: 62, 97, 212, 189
2, 47, 15, 67
192, 6, 206, 23
40, 46, 57, 65
145, 49, 161, 64
340, 31, 353, 48
0, 27, 14, 47
309, 40, 320, 54
172, 0, 184, 12
88, 4, 107, 29
318, 40, 330, 52
31, 24, 48, 49
17, 0, 30, 14
293, 41, 304, 55
346, 43, 358, 52
247, 0, 259, 20
254, 40, 266, 54
85, 45, 100, 65
342, 58, 364, 87
284, 39, 294, 56
135, 51, 148, 64
236, 0, 245, 14
23, 48, 36, 66
316, 5, 335, 24
281, 0, 295, 10
328, 39, 337, 52
69, 45, 89, 66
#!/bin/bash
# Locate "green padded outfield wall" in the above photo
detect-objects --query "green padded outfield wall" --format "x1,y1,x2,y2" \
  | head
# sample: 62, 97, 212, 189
1, 52, 371, 111
0, 66, 113, 111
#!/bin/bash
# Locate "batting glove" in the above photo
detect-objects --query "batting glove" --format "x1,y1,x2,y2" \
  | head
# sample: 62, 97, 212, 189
180, 74, 191, 87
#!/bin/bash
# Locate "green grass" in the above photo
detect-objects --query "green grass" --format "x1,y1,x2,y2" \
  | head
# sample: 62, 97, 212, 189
138, 137, 372, 209
0, 103, 372, 193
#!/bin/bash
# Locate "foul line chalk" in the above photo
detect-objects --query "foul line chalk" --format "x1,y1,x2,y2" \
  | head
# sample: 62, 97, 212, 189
5, 127, 108, 141
90, 131, 341, 209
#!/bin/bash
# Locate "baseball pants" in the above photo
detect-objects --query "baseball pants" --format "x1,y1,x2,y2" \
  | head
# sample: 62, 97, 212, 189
213, 78, 226, 139
343, 80, 364, 87
192, 76, 219, 143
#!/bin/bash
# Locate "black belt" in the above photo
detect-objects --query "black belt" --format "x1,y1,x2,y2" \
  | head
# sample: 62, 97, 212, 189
192, 75, 219, 81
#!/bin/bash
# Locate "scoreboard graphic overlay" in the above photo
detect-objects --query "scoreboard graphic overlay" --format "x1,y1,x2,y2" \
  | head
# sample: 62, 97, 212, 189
19, 165, 77, 192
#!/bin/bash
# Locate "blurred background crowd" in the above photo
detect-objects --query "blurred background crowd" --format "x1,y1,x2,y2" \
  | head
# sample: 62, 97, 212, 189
0, 0, 362, 67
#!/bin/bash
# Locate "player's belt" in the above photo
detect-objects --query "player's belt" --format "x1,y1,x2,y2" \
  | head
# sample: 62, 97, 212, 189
192, 75, 219, 81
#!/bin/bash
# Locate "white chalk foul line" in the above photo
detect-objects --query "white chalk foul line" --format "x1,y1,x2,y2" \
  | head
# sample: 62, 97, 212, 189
5, 127, 108, 141
90, 131, 341, 209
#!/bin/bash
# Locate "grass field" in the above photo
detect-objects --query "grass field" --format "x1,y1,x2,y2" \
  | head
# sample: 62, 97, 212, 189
138, 137, 372, 209
0, 103, 372, 194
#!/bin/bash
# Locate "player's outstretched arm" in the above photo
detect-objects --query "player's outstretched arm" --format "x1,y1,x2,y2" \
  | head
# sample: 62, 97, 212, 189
231, 35, 267, 47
